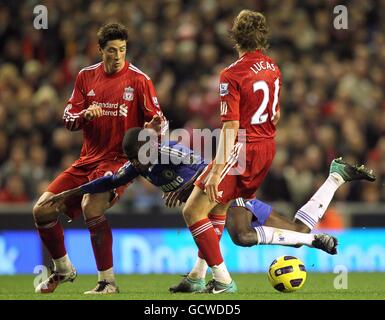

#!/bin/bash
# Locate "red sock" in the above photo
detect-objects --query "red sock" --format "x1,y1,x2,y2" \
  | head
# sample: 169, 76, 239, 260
86, 215, 113, 271
190, 218, 223, 267
198, 214, 226, 260
36, 220, 66, 259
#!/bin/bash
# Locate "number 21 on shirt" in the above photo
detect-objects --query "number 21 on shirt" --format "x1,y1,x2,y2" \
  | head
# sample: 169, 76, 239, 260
251, 78, 280, 125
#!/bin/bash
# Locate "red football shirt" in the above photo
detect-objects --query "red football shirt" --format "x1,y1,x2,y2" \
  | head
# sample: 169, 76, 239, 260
63, 61, 163, 167
219, 50, 282, 143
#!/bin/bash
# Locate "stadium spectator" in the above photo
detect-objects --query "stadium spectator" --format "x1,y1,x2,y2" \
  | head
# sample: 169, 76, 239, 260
0, 174, 29, 203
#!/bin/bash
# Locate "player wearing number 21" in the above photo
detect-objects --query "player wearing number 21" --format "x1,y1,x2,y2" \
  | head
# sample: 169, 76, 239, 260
181, 10, 282, 293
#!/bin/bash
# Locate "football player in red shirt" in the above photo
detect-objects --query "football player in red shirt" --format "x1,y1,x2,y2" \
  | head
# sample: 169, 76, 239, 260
181, 10, 282, 293
33, 23, 165, 294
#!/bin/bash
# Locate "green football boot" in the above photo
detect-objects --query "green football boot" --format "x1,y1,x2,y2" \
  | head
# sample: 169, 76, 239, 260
330, 157, 376, 182
199, 279, 238, 294
169, 275, 206, 293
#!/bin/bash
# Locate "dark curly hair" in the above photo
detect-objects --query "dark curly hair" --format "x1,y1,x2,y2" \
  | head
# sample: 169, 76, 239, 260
230, 10, 269, 52
97, 22, 128, 49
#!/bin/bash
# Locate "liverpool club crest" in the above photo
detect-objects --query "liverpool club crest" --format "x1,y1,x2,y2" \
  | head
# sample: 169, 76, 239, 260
123, 87, 134, 101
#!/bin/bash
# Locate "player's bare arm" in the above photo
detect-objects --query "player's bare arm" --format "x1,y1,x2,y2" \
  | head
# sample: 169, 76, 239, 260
205, 120, 239, 202
39, 187, 85, 208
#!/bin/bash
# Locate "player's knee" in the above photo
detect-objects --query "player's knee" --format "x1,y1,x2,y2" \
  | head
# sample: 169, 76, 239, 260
82, 204, 103, 219
231, 230, 256, 247
81, 197, 107, 219
32, 202, 56, 223
32, 203, 42, 222
182, 204, 194, 221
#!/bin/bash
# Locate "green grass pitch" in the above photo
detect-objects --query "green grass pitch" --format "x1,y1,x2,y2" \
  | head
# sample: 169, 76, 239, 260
0, 273, 384, 300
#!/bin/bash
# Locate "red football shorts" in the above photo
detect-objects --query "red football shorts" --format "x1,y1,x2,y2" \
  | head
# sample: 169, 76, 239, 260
47, 159, 129, 220
195, 139, 275, 203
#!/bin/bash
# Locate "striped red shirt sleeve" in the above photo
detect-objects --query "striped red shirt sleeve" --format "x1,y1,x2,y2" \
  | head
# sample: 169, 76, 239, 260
137, 76, 163, 121
63, 72, 87, 131
219, 70, 241, 122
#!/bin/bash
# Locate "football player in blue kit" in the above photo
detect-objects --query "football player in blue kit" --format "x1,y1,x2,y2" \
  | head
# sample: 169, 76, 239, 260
41, 127, 376, 292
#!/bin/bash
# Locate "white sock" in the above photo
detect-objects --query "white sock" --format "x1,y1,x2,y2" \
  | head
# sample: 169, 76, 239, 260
295, 174, 343, 230
53, 254, 72, 273
255, 226, 315, 247
189, 257, 208, 280
98, 267, 115, 283
211, 262, 232, 284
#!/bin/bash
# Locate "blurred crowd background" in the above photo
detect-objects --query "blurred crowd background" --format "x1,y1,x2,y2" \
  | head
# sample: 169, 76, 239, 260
0, 0, 384, 221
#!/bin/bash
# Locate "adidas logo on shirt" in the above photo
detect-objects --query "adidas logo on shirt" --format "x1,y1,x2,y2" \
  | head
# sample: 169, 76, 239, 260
87, 89, 95, 96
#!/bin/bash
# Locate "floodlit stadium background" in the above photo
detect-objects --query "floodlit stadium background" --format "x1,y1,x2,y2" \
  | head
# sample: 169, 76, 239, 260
1, 0, 385, 274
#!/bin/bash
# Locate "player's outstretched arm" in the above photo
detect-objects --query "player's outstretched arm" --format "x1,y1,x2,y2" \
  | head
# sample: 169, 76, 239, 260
38, 187, 84, 207
39, 165, 138, 207
205, 120, 239, 202
81, 166, 139, 194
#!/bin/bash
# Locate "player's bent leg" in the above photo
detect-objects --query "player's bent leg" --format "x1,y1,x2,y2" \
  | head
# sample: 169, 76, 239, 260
195, 202, 237, 294
33, 192, 77, 293
294, 158, 376, 231
170, 204, 229, 293
264, 210, 311, 233
226, 207, 258, 247
262, 211, 338, 254
171, 201, 231, 293
82, 192, 119, 294
33, 192, 62, 224
228, 202, 338, 254
180, 187, 235, 293
182, 186, 217, 225
293, 219, 311, 233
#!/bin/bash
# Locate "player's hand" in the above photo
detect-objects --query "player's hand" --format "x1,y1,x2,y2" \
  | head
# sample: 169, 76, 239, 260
162, 170, 201, 207
271, 110, 280, 126
144, 114, 168, 135
84, 104, 103, 121
38, 192, 67, 208
204, 171, 221, 203
163, 191, 182, 208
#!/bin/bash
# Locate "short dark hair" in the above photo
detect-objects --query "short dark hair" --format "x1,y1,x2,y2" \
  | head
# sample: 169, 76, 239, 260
230, 10, 269, 52
97, 22, 128, 49
122, 127, 158, 159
